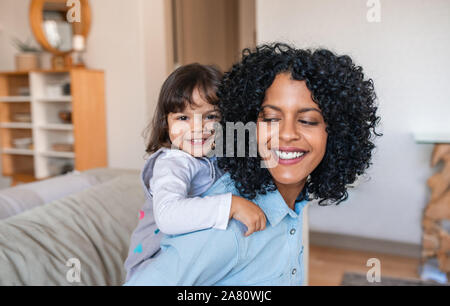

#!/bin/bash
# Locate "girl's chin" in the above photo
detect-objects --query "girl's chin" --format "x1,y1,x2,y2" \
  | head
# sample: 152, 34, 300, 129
181, 148, 208, 157
180, 145, 213, 157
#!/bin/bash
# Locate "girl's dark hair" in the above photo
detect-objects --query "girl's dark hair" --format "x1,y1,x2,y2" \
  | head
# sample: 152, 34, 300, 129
144, 63, 223, 154
217, 43, 382, 205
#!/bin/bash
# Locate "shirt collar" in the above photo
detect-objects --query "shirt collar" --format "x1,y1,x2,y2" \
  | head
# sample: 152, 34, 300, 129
254, 189, 309, 227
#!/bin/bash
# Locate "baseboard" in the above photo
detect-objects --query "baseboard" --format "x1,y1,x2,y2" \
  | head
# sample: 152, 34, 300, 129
309, 231, 422, 259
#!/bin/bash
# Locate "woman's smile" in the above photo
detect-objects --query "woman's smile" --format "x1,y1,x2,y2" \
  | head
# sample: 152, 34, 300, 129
272, 147, 309, 165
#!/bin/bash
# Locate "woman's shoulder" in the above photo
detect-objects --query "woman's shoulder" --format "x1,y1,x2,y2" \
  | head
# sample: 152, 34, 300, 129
203, 172, 238, 196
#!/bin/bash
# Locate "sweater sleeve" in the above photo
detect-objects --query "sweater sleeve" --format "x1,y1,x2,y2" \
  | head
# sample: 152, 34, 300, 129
150, 153, 232, 235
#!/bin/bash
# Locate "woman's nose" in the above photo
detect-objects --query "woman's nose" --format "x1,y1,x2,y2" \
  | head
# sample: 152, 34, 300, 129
279, 119, 300, 142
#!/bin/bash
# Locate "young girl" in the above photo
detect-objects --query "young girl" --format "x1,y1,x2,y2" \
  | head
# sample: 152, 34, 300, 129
124, 63, 266, 282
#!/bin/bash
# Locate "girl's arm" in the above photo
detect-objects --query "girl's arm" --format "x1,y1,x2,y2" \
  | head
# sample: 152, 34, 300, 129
150, 153, 232, 235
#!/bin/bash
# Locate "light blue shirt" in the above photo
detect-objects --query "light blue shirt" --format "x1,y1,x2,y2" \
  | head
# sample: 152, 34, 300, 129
124, 148, 231, 282
124, 172, 309, 286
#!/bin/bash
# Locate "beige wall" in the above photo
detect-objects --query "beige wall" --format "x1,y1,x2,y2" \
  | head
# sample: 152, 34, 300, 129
257, 0, 450, 245
238, 0, 256, 51
0, 0, 36, 71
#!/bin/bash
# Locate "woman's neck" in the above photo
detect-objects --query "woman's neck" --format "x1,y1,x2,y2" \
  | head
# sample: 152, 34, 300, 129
275, 179, 306, 210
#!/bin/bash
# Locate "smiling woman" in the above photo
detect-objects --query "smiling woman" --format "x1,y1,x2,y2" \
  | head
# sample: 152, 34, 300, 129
217, 43, 382, 205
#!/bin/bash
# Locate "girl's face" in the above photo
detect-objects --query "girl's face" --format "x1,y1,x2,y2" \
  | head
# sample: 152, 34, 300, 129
167, 88, 221, 157
257, 73, 328, 189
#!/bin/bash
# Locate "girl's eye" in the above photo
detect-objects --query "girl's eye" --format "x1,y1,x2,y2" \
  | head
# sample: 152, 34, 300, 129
262, 118, 280, 123
177, 116, 189, 121
299, 120, 319, 126
206, 114, 220, 120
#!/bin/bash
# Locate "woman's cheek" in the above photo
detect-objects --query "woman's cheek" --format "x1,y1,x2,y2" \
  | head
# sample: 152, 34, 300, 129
304, 128, 328, 164
257, 122, 280, 168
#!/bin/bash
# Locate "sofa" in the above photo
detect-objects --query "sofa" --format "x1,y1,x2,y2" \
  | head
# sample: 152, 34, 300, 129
0, 168, 143, 286
0, 168, 310, 286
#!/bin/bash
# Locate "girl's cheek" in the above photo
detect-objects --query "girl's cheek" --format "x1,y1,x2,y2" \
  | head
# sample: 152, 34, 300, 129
170, 133, 184, 148
169, 121, 190, 147
203, 121, 216, 134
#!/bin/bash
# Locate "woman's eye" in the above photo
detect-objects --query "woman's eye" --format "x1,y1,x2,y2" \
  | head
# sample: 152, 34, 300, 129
177, 116, 189, 121
299, 120, 319, 126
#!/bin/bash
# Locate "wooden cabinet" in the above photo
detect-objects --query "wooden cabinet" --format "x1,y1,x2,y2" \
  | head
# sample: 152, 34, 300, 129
422, 144, 450, 275
0, 69, 107, 185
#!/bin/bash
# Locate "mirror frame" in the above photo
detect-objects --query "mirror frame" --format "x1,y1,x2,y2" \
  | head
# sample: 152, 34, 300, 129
29, 0, 91, 56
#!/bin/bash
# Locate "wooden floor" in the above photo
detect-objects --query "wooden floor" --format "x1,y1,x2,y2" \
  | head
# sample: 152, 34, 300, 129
308, 244, 422, 286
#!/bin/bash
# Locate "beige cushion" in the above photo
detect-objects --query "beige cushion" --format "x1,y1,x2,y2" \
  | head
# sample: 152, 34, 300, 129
0, 173, 143, 285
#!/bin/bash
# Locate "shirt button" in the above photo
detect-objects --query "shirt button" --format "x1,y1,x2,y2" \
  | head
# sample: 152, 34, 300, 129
290, 228, 296, 235
292, 268, 297, 275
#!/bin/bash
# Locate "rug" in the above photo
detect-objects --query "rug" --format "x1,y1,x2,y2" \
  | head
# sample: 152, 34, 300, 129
340, 272, 449, 286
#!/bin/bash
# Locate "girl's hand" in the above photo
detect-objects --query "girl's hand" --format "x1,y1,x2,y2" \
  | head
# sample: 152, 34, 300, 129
229, 195, 267, 237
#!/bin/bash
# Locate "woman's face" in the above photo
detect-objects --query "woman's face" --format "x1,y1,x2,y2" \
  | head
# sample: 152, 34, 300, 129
257, 73, 328, 188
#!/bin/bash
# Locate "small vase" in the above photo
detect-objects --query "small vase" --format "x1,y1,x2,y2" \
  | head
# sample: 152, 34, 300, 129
15, 52, 40, 71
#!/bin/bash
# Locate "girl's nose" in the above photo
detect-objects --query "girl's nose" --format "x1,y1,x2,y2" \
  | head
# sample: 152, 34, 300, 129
191, 114, 203, 133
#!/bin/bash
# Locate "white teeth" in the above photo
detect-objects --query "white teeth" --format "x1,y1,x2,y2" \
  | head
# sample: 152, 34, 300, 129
191, 139, 204, 144
275, 150, 305, 160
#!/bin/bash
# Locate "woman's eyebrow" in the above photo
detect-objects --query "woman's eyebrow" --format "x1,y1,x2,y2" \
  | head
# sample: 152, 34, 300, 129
261, 105, 322, 114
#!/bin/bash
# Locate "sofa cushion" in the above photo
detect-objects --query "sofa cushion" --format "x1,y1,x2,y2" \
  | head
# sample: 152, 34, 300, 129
0, 168, 139, 221
0, 173, 143, 285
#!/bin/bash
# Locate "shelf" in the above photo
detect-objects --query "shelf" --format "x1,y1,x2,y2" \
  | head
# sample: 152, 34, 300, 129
36, 96, 72, 102
38, 124, 73, 131
0, 96, 31, 103
414, 132, 450, 144
39, 151, 75, 159
0, 122, 33, 129
1, 69, 107, 181
1, 148, 34, 156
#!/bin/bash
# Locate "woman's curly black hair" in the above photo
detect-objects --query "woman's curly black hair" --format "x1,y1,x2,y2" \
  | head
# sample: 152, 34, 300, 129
216, 43, 382, 205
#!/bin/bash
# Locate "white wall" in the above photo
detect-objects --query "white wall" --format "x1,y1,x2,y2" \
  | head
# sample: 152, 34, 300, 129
257, 0, 450, 244
84, 0, 168, 170
0, 0, 36, 70
0, 0, 170, 173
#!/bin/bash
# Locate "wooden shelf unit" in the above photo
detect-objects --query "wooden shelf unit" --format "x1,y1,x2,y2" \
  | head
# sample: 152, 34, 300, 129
0, 69, 107, 184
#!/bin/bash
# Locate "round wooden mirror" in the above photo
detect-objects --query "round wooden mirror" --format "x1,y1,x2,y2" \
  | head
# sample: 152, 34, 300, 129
29, 0, 91, 56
